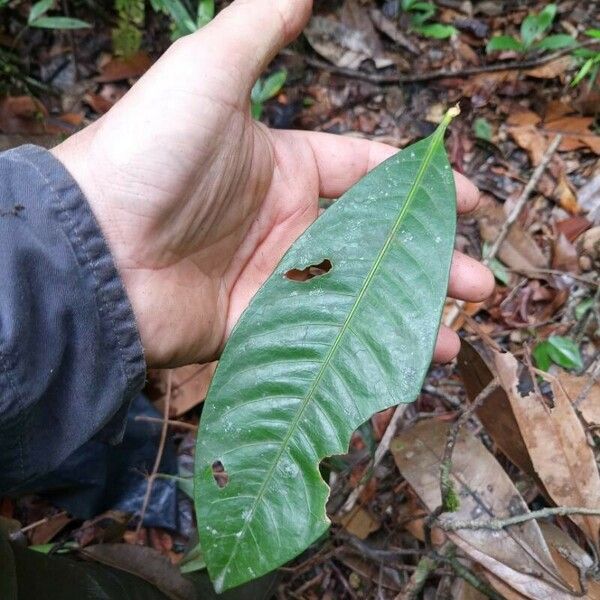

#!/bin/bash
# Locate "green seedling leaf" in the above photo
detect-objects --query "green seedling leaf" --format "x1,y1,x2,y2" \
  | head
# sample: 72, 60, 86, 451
575, 298, 593, 321
197, 0, 214, 27
534, 336, 583, 371
532, 341, 553, 372
534, 34, 575, 51
473, 117, 493, 142
195, 108, 460, 592
585, 28, 600, 39
28, 0, 53, 23
416, 23, 456, 39
30, 16, 91, 29
536, 4, 557, 32
250, 69, 287, 120
486, 35, 524, 53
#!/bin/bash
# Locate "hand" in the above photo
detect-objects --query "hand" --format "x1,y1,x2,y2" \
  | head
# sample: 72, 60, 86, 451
52, 0, 494, 368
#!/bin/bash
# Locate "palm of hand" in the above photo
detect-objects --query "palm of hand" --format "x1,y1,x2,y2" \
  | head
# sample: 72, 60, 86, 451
54, 39, 321, 365
52, 0, 494, 368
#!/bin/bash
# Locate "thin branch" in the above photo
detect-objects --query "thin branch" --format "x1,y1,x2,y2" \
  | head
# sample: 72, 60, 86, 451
441, 506, 600, 531
483, 134, 563, 264
134, 415, 198, 431
439, 379, 499, 512
340, 403, 409, 514
135, 369, 172, 540
441, 551, 504, 600
18, 511, 67, 535
289, 40, 599, 85
444, 135, 563, 328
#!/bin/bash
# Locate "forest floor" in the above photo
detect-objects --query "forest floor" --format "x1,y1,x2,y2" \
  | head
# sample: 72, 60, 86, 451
1, 0, 600, 598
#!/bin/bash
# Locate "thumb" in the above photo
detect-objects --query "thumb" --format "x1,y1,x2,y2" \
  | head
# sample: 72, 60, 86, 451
195, 0, 312, 94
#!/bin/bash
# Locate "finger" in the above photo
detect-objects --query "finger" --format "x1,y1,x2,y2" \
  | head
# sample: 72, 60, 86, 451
448, 251, 495, 302
433, 325, 460, 363
281, 130, 479, 214
197, 0, 312, 93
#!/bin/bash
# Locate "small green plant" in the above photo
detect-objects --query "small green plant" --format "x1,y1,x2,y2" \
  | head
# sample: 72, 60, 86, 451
250, 69, 287, 120
571, 29, 600, 87
401, 0, 456, 40
487, 4, 574, 54
473, 117, 493, 142
533, 335, 583, 372
113, 0, 145, 57
149, 0, 214, 39
27, 0, 90, 29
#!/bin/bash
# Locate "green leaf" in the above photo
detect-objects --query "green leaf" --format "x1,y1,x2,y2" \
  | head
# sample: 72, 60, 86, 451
28, 0, 53, 24
533, 341, 553, 372
534, 336, 583, 371
547, 336, 584, 370
533, 34, 575, 51
473, 117, 493, 142
521, 14, 541, 48
536, 4, 557, 35
575, 298, 593, 320
416, 23, 456, 39
195, 109, 459, 592
197, 0, 214, 28
154, 0, 195, 36
585, 28, 600, 39
30, 16, 91, 29
258, 69, 287, 102
572, 58, 594, 86
486, 35, 524, 53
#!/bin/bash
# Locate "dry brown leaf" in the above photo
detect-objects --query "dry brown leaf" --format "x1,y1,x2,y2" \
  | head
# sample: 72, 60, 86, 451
368, 8, 419, 55
338, 505, 380, 540
507, 111, 542, 127
476, 195, 549, 270
391, 420, 571, 597
552, 233, 580, 272
540, 523, 600, 598
556, 216, 592, 243
96, 51, 153, 83
0, 96, 48, 135
545, 115, 600, 155
559, 371, 600, 428
554, 172, 580, 214
525, 56, 573, 79
456, 341, 540, 483
508, 125, 547, 165
29, 512, 72, 546
493, 350, 600, 550
508, 105, 600, 163
304, 8, 393, 70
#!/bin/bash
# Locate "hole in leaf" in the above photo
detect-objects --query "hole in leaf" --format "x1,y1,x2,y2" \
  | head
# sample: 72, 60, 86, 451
285, 259, 332, 282
212, 460, 229, 488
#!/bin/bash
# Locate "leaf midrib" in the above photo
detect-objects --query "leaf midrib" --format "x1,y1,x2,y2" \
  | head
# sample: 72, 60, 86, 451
215, 120, 450, 586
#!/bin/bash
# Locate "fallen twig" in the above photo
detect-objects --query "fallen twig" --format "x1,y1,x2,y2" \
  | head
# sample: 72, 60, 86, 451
340, 403, 409, 515
483, 134, 563, 263
441, 506, 600, 531
439, 379, 499, 512
444, 134, 563, 329
135, 369, 172, 540
288, 40, 599, 85
134, 415, 198, 431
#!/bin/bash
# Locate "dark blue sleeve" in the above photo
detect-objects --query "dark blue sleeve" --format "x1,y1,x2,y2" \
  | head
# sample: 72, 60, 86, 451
0, 145, 146, 493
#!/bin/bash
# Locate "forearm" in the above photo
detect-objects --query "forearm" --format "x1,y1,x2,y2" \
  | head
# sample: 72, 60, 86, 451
0, 145, 146, 492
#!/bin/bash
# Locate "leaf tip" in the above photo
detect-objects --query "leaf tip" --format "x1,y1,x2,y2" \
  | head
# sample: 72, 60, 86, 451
445, 103, 461, 122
